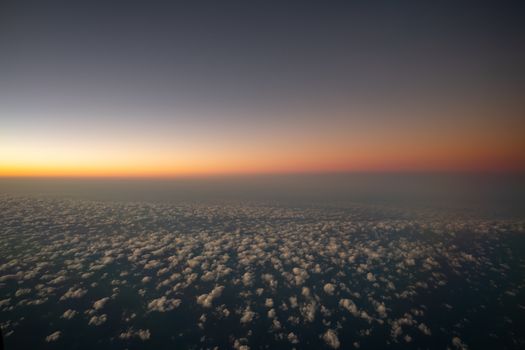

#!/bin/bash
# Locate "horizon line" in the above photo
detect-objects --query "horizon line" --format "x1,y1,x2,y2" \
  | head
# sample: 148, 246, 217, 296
1, 169, 524, 180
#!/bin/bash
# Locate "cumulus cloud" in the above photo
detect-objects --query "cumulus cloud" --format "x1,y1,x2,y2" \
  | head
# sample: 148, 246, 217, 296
300, 301, 317, 322
144, 260, 160, 269
137, 329, 151, 340
242, 272, 253, 286
376, 302, 387, 318
147, 296, 181, 312
289, 296, 298, 308
418, 323, 431, 335
60, 287, 88, 300
240, 307, 255, 324
323, 283, 335, 295
196, 285, 224, 308
292, 267, 309, 286
0, 273, 22, 282
265, 298, 274, 308
2, 196, 519, 349
261, 273, 277, 288
88, 314, 107, 326
452, 336, 468, 350
61, 309, 77, 319
301, 287, 311, 298
339, 299, 359, 317
287, 332, 299, 344
119, 328, 151, 341
366, 272, 376, 282
49, 276, 67, 285
233, 338, 250, 350
93, 297, 110, 310
45, 331, 61, 342
15, 288, 31, 297
322, 329, 340, 349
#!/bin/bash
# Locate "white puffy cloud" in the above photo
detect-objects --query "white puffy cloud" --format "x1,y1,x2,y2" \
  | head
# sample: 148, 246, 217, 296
233, 338, 250, 350
376, 302, 387, 318
15, 288, 31, 297
49, 276, 67, 285
452, 336, 468, 350
61, 309, 78, 319
2, 196, 520, 349
322, 329, 340, 349
60, 287, 88, 300
88, 314, 107, 326
261, 273, 277, 288
339, 299, 359, 317
93, 297, 110, 310
292, 267, 309, 286
300, 301, 317, 322
289, 296, 298, 308
144, 260, 160, 269
263, 299, 273, 308
196, 285, 224, 308
45, 331, 61, 342
137, 329, 151, 340
147, 296, 181, 312
119, 328, 151, 341
418, 323, 431, 335
287, 332, 299, 344
323, 283, 335, 295
301, 287, 311, 298
240, 307, 255, 324
242, 272, 253, 286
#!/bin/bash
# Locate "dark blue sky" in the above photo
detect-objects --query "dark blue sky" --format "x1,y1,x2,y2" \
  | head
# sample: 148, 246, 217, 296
2, 1, 524, 105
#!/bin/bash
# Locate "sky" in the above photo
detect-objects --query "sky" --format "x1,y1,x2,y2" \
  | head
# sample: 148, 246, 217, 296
1, 0, 524, 177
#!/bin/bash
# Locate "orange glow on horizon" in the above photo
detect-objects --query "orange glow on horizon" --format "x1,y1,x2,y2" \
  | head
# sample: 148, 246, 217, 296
2, 151, 524, 178
2, 110, 524, 178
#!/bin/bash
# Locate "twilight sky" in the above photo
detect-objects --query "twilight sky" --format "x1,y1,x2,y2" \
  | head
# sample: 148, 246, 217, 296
1, 0, 524, 177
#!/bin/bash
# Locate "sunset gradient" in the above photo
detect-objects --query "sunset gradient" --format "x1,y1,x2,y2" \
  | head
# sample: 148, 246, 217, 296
2, 108, 524, 177
1, 1, 524, 177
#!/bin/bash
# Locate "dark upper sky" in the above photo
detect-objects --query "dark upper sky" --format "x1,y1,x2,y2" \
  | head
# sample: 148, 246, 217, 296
1, 1, 524, 176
